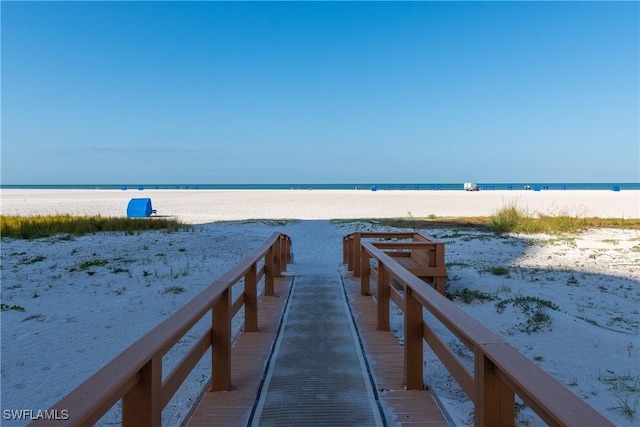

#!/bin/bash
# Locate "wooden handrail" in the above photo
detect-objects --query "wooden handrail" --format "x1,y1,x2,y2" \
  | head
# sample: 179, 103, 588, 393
343, 231, 432, 275
344, 231, 446, 295
357, 237, 614, 427
29, 232, 291, 427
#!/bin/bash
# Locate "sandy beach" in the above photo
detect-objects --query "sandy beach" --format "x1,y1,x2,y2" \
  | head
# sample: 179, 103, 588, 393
1, 189, 639, 426
1, 188, 639, 222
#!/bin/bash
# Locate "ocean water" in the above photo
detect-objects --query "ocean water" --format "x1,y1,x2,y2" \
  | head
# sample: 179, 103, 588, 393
1, 183, 639, 191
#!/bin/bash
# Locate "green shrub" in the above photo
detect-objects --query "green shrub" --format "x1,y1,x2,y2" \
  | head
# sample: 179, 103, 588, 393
491, 203, 529, 234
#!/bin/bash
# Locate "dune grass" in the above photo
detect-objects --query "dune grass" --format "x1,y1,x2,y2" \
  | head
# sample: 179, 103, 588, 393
489, 202, 640, 234
351, 209, 640, 234
0, 215, 189, 239
2, 210, 639, 240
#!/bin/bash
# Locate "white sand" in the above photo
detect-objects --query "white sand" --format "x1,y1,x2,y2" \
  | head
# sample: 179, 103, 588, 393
1, 189, 639, 426
1, 188, 639, 221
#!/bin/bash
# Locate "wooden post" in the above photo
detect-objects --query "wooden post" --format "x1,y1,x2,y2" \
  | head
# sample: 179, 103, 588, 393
404, 287, 423, 390
376, 262, 390, 331
122, 355, 162, 427
435, 242, 446, 295
265, 246, 274, 296
360, 249, 371, 296
274, 237, 282, 277
343, 236, 349, 266
211, 289, 231, 391
474, 349, 514, 426
244, 263, 258, 332
353, 233, 362, 277
280, 234, 289, 273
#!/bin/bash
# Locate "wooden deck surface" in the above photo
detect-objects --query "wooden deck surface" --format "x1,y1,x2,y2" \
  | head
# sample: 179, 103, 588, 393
185, 276, 293, 426
184, 271, 449, 427
343, 275, 449, 427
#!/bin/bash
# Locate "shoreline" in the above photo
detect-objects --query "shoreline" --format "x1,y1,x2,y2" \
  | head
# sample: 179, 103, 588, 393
1, 189, 638, 222
2, 182, 638, 191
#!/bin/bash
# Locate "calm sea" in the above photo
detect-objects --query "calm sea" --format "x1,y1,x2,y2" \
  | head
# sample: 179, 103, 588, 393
1, 183, 639, 191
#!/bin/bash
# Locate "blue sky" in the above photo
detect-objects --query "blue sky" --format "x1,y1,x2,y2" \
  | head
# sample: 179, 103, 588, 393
2, 1, 638, 185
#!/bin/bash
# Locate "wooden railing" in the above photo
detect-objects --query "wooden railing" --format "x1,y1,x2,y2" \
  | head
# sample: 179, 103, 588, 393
350, 233, 613, 427
30, 232, 291, 427
343, 231, 447, 294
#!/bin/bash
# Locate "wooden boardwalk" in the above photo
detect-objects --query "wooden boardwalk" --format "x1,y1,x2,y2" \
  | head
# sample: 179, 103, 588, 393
184, 270, 448, 427
30, 232, 613, 427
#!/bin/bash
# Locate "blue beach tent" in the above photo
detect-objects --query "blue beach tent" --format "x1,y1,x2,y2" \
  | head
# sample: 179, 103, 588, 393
127, 198, 156, 218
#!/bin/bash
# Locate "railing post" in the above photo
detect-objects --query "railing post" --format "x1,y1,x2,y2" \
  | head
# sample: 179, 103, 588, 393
244, 263, 258, 332
360, 248, 371, 296
122, 355, 162, 427
283, 236, 291, 267
274, 236, 282, 277
265, 245, 275, 296
279, 235, 288, 272
211, 289, 231, 391
435, 242, 446, 295
474, 348, 515, 426
353, 232, 362, 277
404, 287, 423, 390
343, 236, 350, 267
377, 262, 390, 331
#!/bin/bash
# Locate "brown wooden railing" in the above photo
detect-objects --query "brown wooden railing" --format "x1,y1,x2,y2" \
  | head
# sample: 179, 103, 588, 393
30, 232, 291, 427
343, 231, 447, 294
349, 232, 613, 427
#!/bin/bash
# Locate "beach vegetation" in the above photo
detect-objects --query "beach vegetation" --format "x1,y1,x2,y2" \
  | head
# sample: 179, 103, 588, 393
446, 261, 472, 268
514, 400, 527, 418
437, 231, 464, 239
497, 284, 512, 294
491, 203, 526, 234
599, 370, 640, 419
347, 215, 640, 234
491, 204, 640, 234
496, 296, 560, 333
109, 267, 130, 274
70, 259, 109, 272
601, 239, 620, 245
161, 285, 186, 295
0, 215, 188, 240
171, 263, 191, 278
452, 288, 497, 304
18, 255, 46, 265
566, 274, 579, 286
482, 266, 510, 276
0, 303, 26, 312
611, 391, 637, 419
